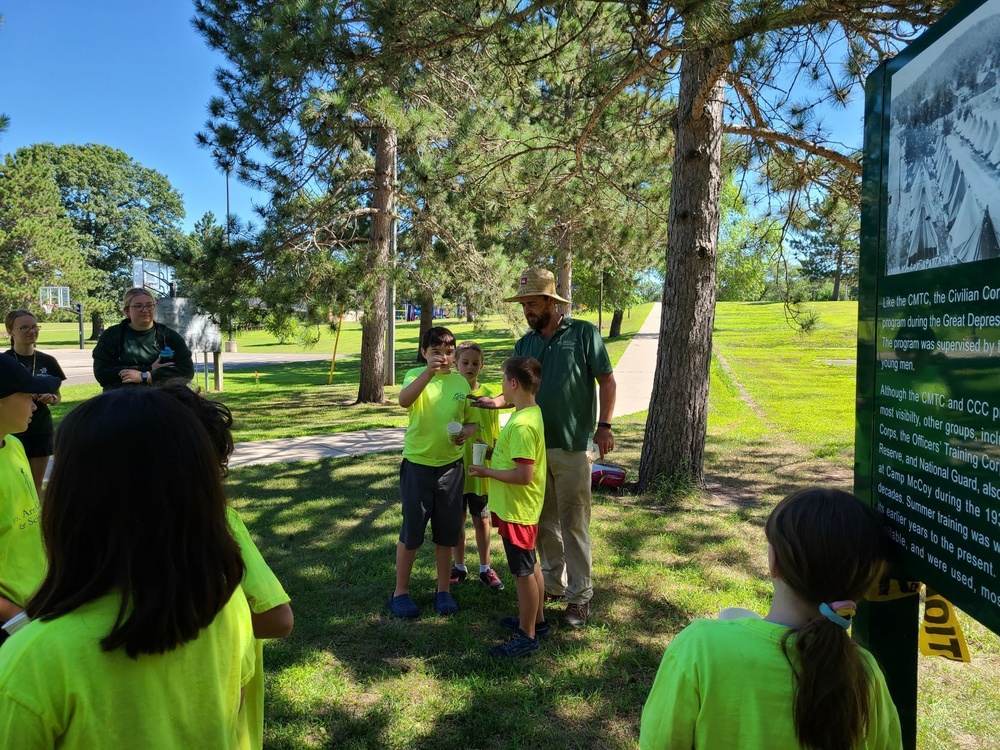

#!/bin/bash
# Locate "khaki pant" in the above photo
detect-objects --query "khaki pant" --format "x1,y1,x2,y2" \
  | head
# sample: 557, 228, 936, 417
537, 448, 592, 605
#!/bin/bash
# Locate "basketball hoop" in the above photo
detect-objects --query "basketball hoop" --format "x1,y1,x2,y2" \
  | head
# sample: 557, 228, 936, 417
42, 302, 55, 316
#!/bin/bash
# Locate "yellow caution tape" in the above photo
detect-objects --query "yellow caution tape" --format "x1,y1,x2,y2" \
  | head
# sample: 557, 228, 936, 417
867, 573, 921, 601
919, 588, 971, 663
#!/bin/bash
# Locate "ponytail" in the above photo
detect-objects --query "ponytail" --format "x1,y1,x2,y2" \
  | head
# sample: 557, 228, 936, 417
765, 488, 889, 750
781, 614, 874, 750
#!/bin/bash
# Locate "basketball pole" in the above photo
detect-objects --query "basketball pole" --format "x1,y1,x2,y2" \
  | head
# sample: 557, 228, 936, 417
75, 303, 84, 349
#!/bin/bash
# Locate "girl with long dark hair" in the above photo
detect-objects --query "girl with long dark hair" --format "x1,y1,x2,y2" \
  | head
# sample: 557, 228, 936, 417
640, 488, 902, 750
0, 388, 252, 747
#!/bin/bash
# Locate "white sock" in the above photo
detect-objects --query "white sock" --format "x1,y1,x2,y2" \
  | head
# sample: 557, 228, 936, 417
480, 564, 490, 573
454, 563, 468, 572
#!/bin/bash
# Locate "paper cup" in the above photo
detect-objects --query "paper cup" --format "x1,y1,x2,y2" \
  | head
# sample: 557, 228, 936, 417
446, 421, 463, 438
587, 442, 600, 462
472, 443, 487, 466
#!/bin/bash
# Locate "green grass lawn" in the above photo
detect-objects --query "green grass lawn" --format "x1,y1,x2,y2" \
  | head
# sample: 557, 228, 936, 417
37, 301, 1000, 748
49, 305, 653, 442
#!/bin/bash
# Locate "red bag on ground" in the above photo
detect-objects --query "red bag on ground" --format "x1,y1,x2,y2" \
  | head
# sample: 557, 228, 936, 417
591, 462, 627, 489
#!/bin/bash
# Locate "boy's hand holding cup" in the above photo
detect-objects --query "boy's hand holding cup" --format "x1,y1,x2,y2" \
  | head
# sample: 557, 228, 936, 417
446, 421, 463, 444
472, 442, 488, 466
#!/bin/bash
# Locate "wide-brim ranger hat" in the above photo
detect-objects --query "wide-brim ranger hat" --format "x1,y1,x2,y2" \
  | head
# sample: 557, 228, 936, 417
0, 354, 61, 399
503, 268, 571, 304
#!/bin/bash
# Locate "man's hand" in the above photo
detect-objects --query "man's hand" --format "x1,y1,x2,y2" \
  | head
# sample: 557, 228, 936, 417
594, 425, 614, 456
468, 395, 504, 409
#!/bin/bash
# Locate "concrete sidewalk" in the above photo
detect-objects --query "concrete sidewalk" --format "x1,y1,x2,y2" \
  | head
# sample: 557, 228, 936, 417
228, 304, 661, 468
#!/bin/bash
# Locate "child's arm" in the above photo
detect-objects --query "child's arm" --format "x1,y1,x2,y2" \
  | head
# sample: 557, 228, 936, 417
251, 603, 294, 639
0, 593, 23, 623
468, 459, 533, 485
399, 358, 447, 407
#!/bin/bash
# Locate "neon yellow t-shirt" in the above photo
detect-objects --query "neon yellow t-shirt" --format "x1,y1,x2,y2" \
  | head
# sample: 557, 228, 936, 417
463, 383, 501, 496
227, 508, 290, 750
639, 617, 902, 749
488, 405, 546, 525
0, 436, 45, 608
401, 368, 472, 467
0, 588, 256, 749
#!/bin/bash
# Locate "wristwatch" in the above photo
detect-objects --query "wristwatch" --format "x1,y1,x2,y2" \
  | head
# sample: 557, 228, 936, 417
598, 421, 612, 430
141, 371, 149, 384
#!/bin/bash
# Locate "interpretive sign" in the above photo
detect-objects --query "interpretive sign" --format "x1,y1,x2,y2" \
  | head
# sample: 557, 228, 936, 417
155, 298, 222, 354
858, 0, 1000, 639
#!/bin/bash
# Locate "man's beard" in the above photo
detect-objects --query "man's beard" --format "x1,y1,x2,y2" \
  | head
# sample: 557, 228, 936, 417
527, 308, 553, 331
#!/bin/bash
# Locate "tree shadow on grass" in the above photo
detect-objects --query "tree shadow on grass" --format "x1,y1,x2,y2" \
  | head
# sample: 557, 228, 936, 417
226, 453, 738, 749
702, 440, 852, 514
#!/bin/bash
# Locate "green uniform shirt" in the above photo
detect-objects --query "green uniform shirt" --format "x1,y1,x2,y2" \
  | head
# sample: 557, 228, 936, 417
463, 383, 501, 496
639, 617, 902, 749
228, 508, 290, 750
401, 369, 473, 467
0, 436, 45, 608
488, 406, 546, 525
0, 588, 255, 749
514, 317, 612, 451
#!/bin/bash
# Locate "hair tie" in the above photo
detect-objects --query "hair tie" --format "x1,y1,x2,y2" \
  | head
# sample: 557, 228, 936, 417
819, 600, 856, 629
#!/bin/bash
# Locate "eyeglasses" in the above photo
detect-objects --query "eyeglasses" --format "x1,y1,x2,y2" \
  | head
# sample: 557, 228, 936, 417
17, 325, 40, 334
129, 304, 155, 312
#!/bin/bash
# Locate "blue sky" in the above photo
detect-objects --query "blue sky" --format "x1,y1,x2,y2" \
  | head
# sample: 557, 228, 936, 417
1, 2, 868, 236
0, 2, 261, 231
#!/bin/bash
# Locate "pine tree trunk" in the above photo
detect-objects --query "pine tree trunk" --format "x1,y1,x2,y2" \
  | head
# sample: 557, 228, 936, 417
415, 291, 433, 362
609, 310, 624, 338
88, 311, 105, 340
356, 126, 393, 404
638, 47, 729, 492
833, 247, 843, 301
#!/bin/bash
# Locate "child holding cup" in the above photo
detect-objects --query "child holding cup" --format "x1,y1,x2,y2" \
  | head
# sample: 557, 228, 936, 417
388, 327, 477, 618
468, 356, 547, 658
449, 341, 504, 592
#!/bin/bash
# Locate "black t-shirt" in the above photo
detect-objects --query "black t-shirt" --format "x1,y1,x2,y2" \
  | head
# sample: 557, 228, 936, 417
4, 349, 67, 436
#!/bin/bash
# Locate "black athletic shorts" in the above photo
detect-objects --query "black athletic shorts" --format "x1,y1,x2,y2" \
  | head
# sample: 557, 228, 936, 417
15, 431, 53, 459
398, 458, 465, 549
502, 536, 538, 578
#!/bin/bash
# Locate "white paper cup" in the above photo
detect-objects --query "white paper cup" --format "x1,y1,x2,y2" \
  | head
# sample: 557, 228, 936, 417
587, 442, 600, 462
472, 443, 487, 466
446, 421, 463, 440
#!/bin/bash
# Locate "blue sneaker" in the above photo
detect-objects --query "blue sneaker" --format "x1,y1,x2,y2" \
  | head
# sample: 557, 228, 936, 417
488, 630, 540, 659
387, 593, 420, 618
434, 591, 459, 615
500, 616, 550, 638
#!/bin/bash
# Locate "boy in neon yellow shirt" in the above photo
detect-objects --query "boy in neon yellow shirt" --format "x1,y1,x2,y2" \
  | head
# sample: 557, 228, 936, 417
469, 356, 546, 658
389, 327, 477, 618
0, 355, 60, 645
450, 341, 503, 591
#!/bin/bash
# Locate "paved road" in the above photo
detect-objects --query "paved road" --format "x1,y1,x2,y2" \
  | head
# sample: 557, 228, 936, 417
43, 347, 333, 387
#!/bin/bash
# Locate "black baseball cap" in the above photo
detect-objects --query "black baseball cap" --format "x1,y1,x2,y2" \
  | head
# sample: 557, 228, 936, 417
0, 354, 61, 399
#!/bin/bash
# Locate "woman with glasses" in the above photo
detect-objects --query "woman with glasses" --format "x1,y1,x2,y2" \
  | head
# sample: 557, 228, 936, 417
4, 310, 66, 494
92, 288, 194, 391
